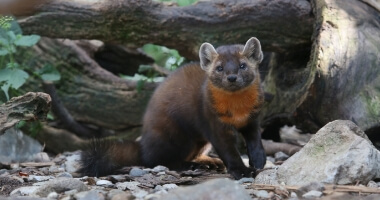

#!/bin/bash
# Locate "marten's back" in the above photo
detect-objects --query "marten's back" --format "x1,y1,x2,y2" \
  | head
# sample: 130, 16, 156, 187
142, 63, 206, 136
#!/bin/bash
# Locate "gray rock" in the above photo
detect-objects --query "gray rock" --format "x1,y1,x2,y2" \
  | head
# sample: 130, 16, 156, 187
33, 152, 50, 162
0, 128, 43, 163
158, 178, 251, 200
162, 184, 178, 191
266, 156, 275, 163
47, 192, 59, 199
252, 190, 270, 198
367, 180, 378, 188
129, 167, 148, 177
274, 151, 289, 161
302, 190, 323, 199
33, 177, 88, 197
96, 180, 114, 187
64, 189, 78, 195
57, 172, 73, 178
115, 181, 140, 191
295, 182, 324, 197
254, 168, 280, 185
152, 165, 168, 173
10, 186, 39, 196
111, 192, 135, 200
28, 175, 52, 182
64, 152, 81, 173
277, 120, 380, 185
237, 177, 254, 184
107, 189, 132, 200
49, 165, 65, 173
75, 190, 105, 200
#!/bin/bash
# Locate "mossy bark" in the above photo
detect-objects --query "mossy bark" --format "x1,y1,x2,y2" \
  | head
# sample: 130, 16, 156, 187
19, 0, 313, 59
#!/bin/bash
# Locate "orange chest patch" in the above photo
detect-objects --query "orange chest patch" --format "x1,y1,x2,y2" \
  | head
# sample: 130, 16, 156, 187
209, 81, 262, 128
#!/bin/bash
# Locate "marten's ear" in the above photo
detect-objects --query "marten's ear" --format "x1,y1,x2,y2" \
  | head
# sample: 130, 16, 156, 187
242, 37, 263, 64
199, 43, 218, 71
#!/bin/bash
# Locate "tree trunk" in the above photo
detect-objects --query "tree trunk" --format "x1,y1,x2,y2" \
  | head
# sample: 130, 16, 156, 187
0, 92, 51, 134
293, 0, 380, 132
18, 0, 313, 59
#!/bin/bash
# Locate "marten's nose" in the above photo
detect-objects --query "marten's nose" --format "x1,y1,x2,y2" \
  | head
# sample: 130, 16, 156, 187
227, 75, 237, 82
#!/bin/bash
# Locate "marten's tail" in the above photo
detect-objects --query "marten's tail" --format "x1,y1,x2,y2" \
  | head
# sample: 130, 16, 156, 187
78, 139, 141, 177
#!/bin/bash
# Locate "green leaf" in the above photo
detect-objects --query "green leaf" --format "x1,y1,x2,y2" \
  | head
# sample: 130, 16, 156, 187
0, 48, 8, 56
14, 35, 40, 47
7, 31, 16, 41
138, 64, 153, 73
36, 64, 61, 81
0, 68, 29, 100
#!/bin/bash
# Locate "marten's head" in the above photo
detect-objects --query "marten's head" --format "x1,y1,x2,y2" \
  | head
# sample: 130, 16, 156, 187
199, 37, 263, 92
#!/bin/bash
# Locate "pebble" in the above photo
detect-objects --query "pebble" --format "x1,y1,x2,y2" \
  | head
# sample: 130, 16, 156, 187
152, 165, 168, 173
367, 180, 378, 188
274, 151, 289, 161
57, 172, 73, 178
252, 190, 270, 198
96, 180, 114, 187
28, 175, 52, 182
302, 190, 323, 199
238, 177, 254, 184
162, 184, 178, 191
129, 167, 148, 177
47, 191, 59, 199
116, 181, 140, 191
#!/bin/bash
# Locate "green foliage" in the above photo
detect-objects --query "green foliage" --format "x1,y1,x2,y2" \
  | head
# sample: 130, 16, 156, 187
142, 44, 184, 71
155, 0, 198, 6
121, 44, 184, 87
0, 16, 61, 101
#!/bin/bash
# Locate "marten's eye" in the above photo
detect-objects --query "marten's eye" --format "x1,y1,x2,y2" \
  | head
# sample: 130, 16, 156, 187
240, 63, 247, 69
216, 66, 223, 72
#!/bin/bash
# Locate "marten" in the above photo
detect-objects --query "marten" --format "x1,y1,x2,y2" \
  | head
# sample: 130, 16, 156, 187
79, 37, 266, 179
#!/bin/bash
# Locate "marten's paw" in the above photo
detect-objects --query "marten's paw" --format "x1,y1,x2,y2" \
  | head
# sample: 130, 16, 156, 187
192, 155, 225, 171
229, 166, 255, 180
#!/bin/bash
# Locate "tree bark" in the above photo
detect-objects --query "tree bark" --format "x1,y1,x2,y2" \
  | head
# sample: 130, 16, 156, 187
18, 0, 313, 59
0, 92, 51, 134
293, 0, 380, 132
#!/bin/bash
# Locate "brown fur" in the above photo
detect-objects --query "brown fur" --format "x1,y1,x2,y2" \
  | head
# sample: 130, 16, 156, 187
208, 78, 262, 128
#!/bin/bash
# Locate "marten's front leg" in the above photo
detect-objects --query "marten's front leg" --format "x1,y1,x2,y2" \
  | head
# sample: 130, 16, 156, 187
240, 119, 266, 170
205, 124, 253, 179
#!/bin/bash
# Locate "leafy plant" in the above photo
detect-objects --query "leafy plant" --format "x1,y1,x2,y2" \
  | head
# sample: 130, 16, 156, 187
0, 16, 60, 102
121, 44, 185, 87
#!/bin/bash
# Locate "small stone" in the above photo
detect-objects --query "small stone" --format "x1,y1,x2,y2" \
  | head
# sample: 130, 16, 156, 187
49, 165, 65, 173
96, 180, 114, 187
157, 171, 166, 175
64, 189, 78, 195
238, 177, 254, 184
302, 190, 323, 199
57, 172, 73, 178
111, 192, 135, 200
0, 169, 8, 175
116, 181, 140, 191
76, 190, 105, 200
110, 175, 127, 182
152, 165, 168, 173
10, 186, 39, 196
162, 184, 178, 191
65, 153, 82, 173
154, 185, 164, 192
34, 152, 51, 162
132, 189, 148, 199
47, 192, 59, 199
252, 190, 270, 198
296, 182, 324, 196
129, 167, 148, 177
33, 177, 88, 197
290, 192, 298, 198
367, 180, 378, 188
28, 175, 52, 182
274, 151, 289, 162
266, 156, 275, 163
